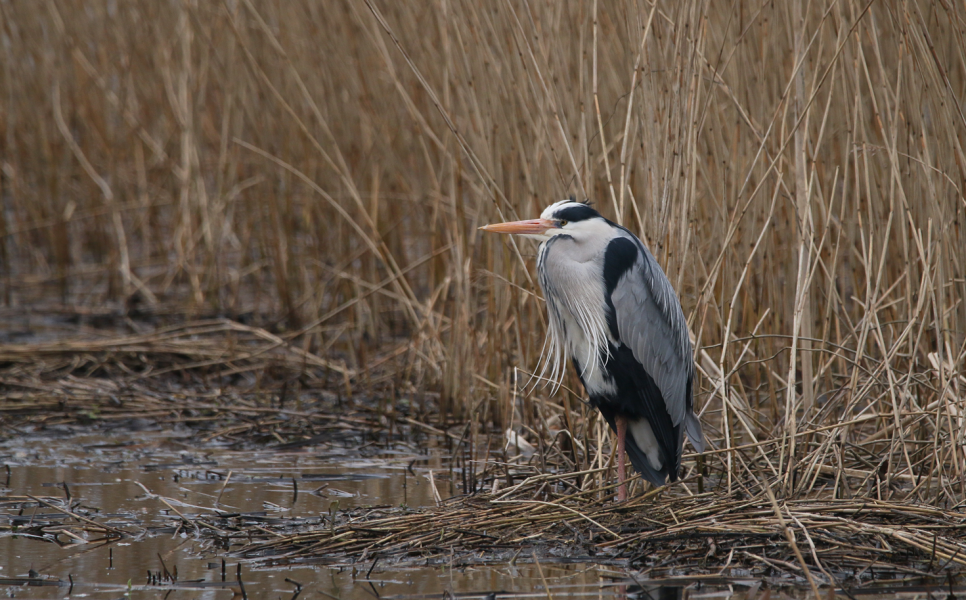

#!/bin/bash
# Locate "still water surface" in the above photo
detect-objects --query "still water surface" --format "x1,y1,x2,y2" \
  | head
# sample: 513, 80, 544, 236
1, 426, 685, 598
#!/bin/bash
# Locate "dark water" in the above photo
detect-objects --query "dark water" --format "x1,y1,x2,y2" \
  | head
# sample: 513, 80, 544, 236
0, 427, 693, 598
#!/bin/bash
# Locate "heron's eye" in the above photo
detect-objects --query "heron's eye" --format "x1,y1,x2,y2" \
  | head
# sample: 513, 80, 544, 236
558, 220, 568, 227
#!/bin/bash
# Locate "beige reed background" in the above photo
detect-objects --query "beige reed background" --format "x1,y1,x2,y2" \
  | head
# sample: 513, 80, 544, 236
2, 1, 965, 498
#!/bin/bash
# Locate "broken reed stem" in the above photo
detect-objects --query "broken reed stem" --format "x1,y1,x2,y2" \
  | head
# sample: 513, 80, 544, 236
764, 485, 823, 598
532, 551, 554, 600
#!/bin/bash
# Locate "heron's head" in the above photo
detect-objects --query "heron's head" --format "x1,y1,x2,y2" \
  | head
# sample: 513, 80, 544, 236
479, 200, 608, 243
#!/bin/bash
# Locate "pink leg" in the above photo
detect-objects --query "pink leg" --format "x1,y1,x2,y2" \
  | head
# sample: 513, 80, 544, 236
616, 415, 627, 502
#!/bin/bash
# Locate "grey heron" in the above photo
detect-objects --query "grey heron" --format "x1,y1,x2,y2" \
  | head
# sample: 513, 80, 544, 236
481, 200, 705, 500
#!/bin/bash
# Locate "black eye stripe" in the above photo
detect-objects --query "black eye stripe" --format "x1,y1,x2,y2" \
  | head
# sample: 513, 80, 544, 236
553, 204, 600, 223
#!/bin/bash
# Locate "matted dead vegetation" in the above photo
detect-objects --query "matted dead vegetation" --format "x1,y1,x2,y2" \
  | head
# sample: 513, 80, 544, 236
232, 488, 966, 586
0, 313, 428, 456
2, 0, 966, 587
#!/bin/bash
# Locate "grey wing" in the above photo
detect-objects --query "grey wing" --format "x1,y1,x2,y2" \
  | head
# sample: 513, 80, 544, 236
611, 239, 703, 449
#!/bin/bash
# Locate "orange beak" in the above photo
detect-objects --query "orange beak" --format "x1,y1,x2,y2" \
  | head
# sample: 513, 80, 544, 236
479, 218, 554, 235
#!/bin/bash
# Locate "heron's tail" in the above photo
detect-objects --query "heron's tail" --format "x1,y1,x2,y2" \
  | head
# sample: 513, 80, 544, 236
622, 433, 671, 487
685, 411, 705, 452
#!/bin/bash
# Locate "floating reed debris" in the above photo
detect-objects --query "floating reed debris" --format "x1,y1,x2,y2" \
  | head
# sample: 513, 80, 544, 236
227, 480, 966, 586
0, 494, 126, 546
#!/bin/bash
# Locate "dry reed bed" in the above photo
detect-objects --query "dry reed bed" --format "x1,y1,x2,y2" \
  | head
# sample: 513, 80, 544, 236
1, 321, 966, 580
228, 481, 966, 585
2, 0, 964, 504
0, 318, 352, 381
2, 0, 966, 580
4, 322, 961, 508
0, 320, 397, 445
215, 363, 966, 581
1, 336, 964, 581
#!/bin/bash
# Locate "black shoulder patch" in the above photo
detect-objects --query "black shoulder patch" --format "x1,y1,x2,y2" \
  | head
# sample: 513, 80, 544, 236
553, 204, 601, 223
602, 237, 638, 296
602, 237, 638, 339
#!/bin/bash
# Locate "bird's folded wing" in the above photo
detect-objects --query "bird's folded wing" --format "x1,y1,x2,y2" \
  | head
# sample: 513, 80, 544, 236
609, 238, 693, 428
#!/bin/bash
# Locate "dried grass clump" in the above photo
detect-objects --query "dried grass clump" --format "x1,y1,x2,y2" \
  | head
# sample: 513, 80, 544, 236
1, 0, 965, 525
